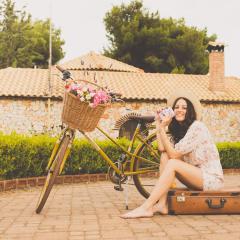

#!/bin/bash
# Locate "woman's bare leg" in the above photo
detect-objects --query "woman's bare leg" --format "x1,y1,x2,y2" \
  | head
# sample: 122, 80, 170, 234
159, 152, 169, 175
120, 159, 203, 218
159, 153, 178, 188
153, 152, 178, 214
154, 153, 202, 214
152, 152, 170, 214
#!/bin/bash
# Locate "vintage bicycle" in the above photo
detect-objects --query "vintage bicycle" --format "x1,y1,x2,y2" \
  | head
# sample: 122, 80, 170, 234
35, 66, 161, 214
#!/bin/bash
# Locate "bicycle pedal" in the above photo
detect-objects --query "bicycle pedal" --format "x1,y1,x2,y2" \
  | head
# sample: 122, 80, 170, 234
114, 185, 124, 191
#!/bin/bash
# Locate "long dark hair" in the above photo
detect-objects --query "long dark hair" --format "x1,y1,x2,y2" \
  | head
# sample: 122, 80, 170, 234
168, 97, 197, 144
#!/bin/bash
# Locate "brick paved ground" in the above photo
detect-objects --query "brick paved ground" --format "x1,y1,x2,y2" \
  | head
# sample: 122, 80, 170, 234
0, 173, 240, 240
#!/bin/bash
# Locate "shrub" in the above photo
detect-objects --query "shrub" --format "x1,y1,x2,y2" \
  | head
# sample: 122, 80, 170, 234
0, 132, 55, 179
63, 138, 130, 175
217, 142, 240, 168
0, 132, 239, 180
0, 132, 130, 180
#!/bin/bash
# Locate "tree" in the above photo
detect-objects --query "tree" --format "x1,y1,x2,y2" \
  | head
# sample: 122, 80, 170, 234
30, 19, 65, 68
0, 0, 65, 69
103, 0, 216, 74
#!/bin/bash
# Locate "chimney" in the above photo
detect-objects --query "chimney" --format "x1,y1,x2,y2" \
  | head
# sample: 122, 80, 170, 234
207, 41, 225, 92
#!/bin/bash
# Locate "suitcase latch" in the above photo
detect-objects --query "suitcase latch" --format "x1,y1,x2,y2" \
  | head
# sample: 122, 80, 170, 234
176, 193, 186, 202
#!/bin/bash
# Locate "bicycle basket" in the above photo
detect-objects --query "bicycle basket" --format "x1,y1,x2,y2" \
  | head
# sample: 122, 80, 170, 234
61, 91, 107, 132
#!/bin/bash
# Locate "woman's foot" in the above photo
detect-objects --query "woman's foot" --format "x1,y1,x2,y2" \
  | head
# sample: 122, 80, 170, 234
152, 203, 168, 215
120, 206, 154, 219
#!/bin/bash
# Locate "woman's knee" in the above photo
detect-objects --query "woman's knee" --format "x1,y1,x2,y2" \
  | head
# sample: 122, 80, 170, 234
160, 152, 169, 163
165, 159, 181, 170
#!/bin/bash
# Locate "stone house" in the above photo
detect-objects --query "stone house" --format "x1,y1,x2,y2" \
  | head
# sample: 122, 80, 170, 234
0, 43, 239, 142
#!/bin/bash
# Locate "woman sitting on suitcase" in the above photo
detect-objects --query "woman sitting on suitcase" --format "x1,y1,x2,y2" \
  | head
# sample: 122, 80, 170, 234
121, 89, 224, 218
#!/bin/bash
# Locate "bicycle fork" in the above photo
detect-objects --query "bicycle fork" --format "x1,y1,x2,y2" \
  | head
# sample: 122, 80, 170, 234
59, 130, 75, 174
46, 129, 75, 174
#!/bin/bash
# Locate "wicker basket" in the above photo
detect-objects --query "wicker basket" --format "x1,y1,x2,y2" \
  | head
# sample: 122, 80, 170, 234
61, 91, 107, 132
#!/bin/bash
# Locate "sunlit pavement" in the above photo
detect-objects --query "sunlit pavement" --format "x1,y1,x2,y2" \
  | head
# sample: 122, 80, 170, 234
0, 173, 240, 240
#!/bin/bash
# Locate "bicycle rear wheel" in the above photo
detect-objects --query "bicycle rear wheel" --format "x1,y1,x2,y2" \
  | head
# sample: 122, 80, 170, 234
36, 132, 71, 214
132, 133, 160, 198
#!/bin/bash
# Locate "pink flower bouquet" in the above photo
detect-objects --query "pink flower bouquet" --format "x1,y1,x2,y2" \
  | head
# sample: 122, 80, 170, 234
65, 82, 110, 107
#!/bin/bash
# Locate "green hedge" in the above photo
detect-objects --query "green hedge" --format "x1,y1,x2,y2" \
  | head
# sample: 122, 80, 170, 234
0, 133, 55, 180
0, 132, 130, 180
217, 142, 240, 169
0, 132, 239, 180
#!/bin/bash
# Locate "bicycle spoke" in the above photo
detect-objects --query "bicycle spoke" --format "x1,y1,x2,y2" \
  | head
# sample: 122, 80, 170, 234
137, 134, 161, 160
132, 133, 160, 198
133, 154, 159, 166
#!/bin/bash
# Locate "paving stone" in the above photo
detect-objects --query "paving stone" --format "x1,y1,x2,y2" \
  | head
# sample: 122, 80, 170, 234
0, 173, 239, 239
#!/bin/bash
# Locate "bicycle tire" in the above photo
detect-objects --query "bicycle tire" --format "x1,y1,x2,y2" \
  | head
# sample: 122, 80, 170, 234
132, 133, 160, 199
36, 134, 71, 214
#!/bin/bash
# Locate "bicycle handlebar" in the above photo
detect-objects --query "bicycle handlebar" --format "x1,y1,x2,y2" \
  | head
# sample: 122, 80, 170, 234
55, 65, 123, 99
55, 65, 72, 81
55, 65, 65, 73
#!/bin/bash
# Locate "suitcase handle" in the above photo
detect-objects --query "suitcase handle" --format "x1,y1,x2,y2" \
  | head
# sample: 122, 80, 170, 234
205, 198, 226, 209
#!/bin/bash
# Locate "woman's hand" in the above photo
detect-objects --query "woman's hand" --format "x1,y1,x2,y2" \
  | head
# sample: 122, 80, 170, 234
155, 108, 173, 129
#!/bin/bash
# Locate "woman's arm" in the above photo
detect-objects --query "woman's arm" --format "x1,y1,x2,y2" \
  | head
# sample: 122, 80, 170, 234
156, 131, 165, 152
155, 111, 166, 152
155, 110, 183, 159
158, 127, 183, 159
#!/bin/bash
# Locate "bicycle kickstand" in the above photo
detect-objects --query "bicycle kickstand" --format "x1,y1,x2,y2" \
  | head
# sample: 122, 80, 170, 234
124, 176, 130, 210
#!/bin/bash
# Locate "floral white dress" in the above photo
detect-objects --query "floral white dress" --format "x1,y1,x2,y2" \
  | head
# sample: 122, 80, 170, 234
174, 121, 224, 191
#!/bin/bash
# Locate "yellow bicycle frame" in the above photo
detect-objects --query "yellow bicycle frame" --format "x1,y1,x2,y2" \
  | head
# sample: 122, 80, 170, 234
46, 124, 160, 177
80, 125, 160, 176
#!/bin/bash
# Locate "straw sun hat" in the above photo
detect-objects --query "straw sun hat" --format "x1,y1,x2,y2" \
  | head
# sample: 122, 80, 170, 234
167, 89, 202, 120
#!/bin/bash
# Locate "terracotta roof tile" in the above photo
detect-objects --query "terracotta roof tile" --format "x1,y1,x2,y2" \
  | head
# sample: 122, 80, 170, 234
0, 67, 64, 98
60, 51, 144, 73
0, 67, 240, 102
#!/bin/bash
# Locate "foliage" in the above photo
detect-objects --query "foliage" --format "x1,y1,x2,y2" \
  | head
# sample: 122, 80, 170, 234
0, 132, 239, 180
63, 138, 129, 175
0, 0, 65, 69
103, 0, 216, 74
0, 132, 130, 180
0, 132, 56, 179
30, 19, 65, 68
217, 142, 240, 169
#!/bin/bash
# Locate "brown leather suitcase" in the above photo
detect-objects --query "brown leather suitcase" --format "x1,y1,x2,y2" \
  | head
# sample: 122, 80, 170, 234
167, 189, 240, 215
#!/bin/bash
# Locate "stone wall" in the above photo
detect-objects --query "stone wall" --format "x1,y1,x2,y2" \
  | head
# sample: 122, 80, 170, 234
201, 102, 240, 142
0, 97, 239, 142
0, 98, 55, 135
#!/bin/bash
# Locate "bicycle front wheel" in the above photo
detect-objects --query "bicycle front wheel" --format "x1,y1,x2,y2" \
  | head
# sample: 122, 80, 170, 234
132, 133, 160, 199
36, 132, 71, 214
